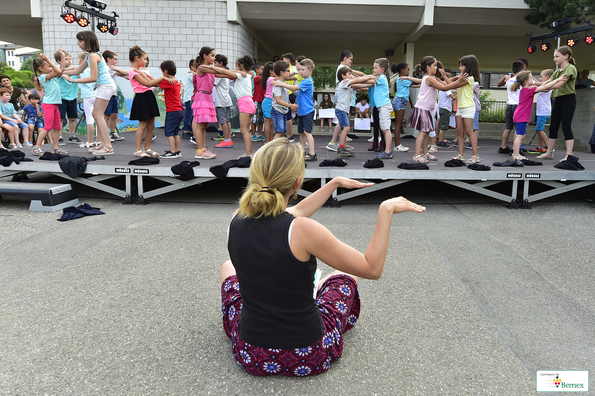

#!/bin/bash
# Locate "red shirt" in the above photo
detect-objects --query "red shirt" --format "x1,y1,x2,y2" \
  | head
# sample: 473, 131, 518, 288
252, 76, 265, 102
159, 80, 183, 112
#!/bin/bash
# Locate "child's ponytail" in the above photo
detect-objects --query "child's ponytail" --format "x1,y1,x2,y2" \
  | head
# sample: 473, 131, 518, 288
237, 54, 255, 71
32, 57, 45, 76
261, 62, 274, 91
128, 45, 146, 63
556, 45, 576, 66
195, 46, 215, 67
511, 70, 531, 91
418, 56, 436, 76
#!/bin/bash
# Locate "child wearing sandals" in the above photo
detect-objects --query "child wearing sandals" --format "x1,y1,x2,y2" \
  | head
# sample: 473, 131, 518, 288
453, 55, 481, 164
128, 46, 175, 158
407, 56, 468, 163
30, 52, 68, 156
77, 52, 98, 149
220, 138, 426, 377
509, 70, 568, 162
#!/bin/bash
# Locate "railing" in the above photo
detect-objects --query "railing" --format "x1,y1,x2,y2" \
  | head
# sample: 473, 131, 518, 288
479, 100, 506, 123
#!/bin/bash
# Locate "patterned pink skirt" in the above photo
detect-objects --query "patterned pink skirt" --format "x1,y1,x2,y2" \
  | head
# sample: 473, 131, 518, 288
192, 91, 217, 123
221, 274, 360, 377
407, 107, 435, 133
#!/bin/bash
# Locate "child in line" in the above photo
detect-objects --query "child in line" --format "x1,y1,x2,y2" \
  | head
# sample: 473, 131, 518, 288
0, 87, 29, 148
528, 69, 554, 154
273, 58, 317, 161
127, 46, 174, 157
510, 70, 568, 161
260, 62, 275, 143
159, 60, 184, 158
54, 50, 81, 145
407, 56, 467, 163
21, 93, 43, 147
251, 63, 265, 142
437, 71, 456, 148
270, 60, 298, 140
77, 52, 98, 149
319, 93, 334, 132
371, 58, 395, 159
63, 31, 118, 156
203, 55, 255, 157
453, 55, 481, 164
31, 52, 67, 155
498, 60, 525, 154
213, 54, 234, 149
191, 46, 219, 160
390, 62, 416, 152
182, 59, 196, 140
102, 50, 128, 142
282, 53, 298, 142
335, 67, 376, 157
537, 45, 578, 162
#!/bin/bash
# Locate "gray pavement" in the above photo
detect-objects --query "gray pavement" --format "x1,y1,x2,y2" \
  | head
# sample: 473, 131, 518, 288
1, 173, 594, 395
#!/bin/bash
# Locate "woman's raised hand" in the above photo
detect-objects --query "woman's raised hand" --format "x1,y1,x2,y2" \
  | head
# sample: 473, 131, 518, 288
333, 177, 374, 190
382, 197, 426, 214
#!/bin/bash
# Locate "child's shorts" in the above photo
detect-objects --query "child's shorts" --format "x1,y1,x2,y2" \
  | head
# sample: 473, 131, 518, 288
221, 274, 360, 377
439, 108, 451, 130
26, 117, 44, 129
95, 82, 117, 101
392, 96, 407, 111
378, 103, 392, 131
456, 106, 475, 119
252, 101, 264, 124
58, 98, 78, 119
271, 107, 287, 134
515, 122, 528, 136
535, 115, 550, 131
505, 104, 518, 130
104, 95, 118, 115
335, 109, 349, 128
216, 106, 230, 125
262, 97, 273, 119
164, 110, 184, 137
298, 111, 315, 134
238, 96, 256, 115
3, 120, 28, 129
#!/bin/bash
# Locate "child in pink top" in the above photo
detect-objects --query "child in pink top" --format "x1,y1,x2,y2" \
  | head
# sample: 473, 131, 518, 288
509, 70, 568, 161
191, 46, 219, 160
260, 62, 275, 142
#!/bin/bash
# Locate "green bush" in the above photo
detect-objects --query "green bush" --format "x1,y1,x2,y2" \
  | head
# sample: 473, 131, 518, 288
0, 63, 35, 88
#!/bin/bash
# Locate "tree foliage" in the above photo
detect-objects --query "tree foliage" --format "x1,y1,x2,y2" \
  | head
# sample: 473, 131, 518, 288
524, 0, 595, 28
20, 52, 42, 72
0, 63, 35, 88
312, 66, 374, 90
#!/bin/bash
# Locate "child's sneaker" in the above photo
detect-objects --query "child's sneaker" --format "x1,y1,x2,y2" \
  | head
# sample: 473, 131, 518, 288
58, 136, 65, 146
215, 140, 233, 148
376, 151, 393, 159
326, 142, 338, 151
251, 134, 261, 142
527, 147, 542, 154
260, 134, 266, 141
23, 142, 33, 147
175, 151, 182, 157
190, 136, 196, 145
110, 132, 125, 141
395, 144, 409, 152
182, 131, 193, 140
437, 141, 450, 148
160, 150, 178, 158
337, 146, 355, 157
195, 148, 217, 159
68, 135, 82, 144
498, 146, 512, 154
287, 136, 295, 143
211, 133, 225, 141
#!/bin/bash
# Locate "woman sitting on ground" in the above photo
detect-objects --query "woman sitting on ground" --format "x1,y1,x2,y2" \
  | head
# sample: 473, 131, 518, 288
220, 138, 425, 377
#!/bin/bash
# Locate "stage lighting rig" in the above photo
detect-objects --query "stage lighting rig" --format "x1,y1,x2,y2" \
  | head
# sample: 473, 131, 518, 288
527, 42, 537, 54
541, 40, 551, 52
567, 34, 578, 47
59, 1, 118, 33
586, 31, 594, 44
525, 19, 595, 54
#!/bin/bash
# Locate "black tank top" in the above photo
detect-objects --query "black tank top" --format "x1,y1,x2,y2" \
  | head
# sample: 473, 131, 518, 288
228, 211, 323, 349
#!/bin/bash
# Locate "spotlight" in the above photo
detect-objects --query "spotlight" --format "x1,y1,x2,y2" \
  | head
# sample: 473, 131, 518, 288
97, 20, 109, 33
527, 42, 537, 54
61, 9, 75, 24
108, 23, 118, 35
567, 35, 577, 47
541, 41, 551, 52
76, 14, 89, 28
586, 32, 594, 44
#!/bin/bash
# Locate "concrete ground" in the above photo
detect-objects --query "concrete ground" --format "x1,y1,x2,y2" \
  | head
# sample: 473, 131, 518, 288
1, 172, 594, 395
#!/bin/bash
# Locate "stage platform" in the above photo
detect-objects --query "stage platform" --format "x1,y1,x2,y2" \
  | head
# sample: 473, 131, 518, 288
1, 130, 594, 207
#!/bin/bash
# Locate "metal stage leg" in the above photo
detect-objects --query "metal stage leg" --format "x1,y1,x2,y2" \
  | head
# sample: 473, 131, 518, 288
440, 180, 519, 203
522, 180, 595, 203
136, 175, 216, 200
53, 173, 132, 198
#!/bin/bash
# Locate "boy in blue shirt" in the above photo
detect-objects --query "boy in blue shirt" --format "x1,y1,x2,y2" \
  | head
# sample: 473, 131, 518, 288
54, 51, 81, 145
21, 93, 44, 147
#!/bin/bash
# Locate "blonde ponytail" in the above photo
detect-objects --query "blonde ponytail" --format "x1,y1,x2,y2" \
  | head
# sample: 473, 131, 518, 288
238, 138, 305, 218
